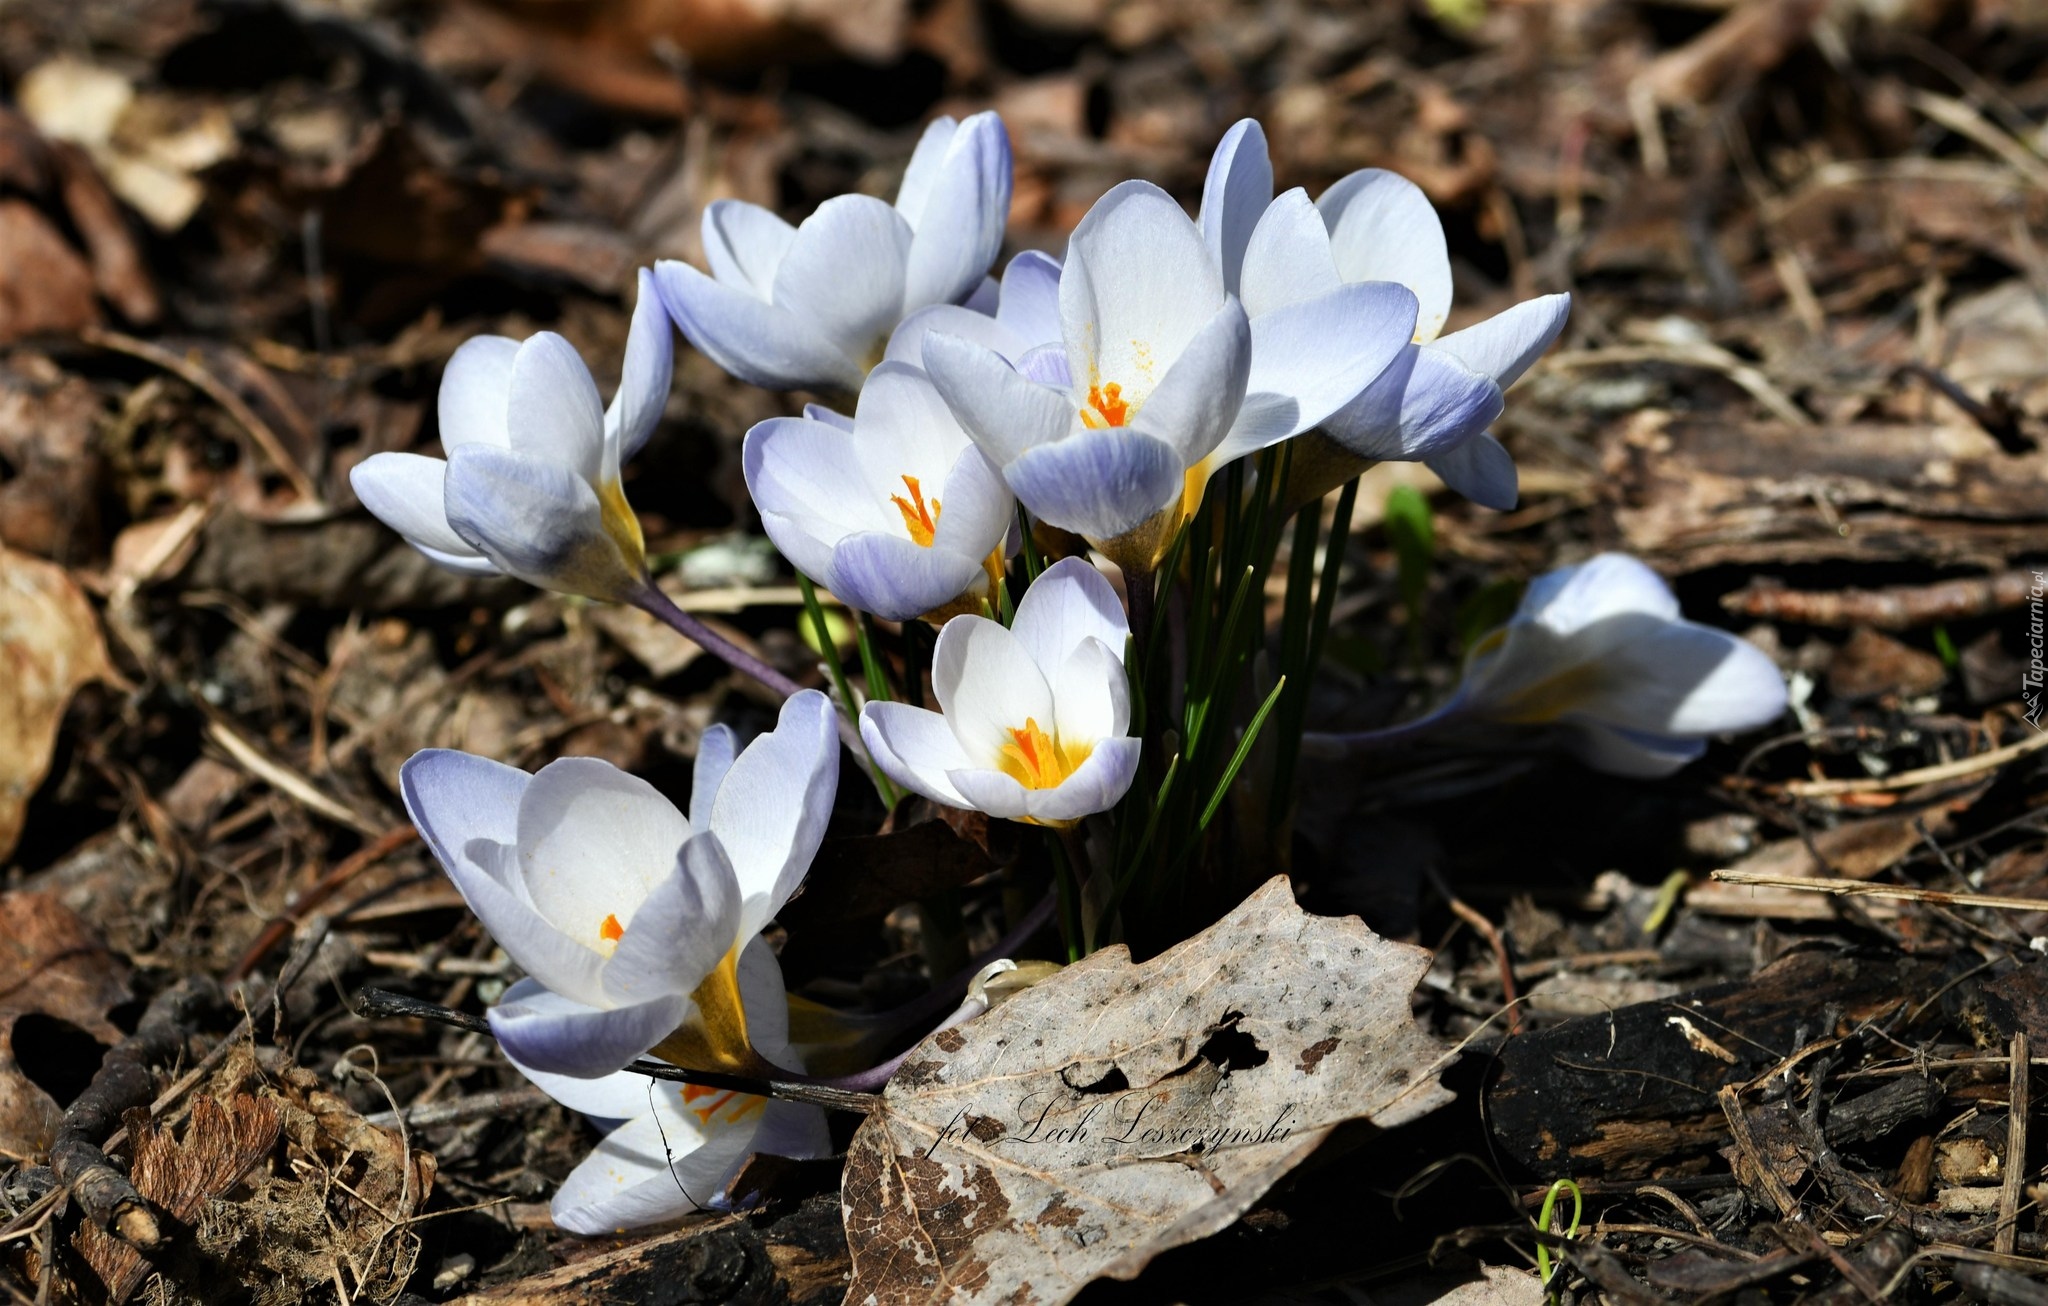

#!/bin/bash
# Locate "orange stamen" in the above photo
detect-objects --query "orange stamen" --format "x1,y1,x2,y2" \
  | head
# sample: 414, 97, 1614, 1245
889, 474, 941, 547
997, 717, 1092, 790
1080, 381, 1130, 430
598, 913, 623, 942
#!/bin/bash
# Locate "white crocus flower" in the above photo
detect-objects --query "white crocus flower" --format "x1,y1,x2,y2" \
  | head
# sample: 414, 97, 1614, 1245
511, 941, 832, 1236
654, 112, 1012, 393
349, 268, 673, 603
398, 691, 838, 1079
743, 363, 1013, 623
1311, 555, 1786, 777
1199, 119, 1570, 510
860, 558, 1138, 826
923, 180, 1416, 574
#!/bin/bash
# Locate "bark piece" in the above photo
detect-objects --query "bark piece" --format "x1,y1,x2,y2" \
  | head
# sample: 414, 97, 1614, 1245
842, 876, 1452, 1306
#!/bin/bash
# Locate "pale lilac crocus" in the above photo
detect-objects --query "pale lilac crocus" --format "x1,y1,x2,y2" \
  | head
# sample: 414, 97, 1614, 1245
398, 690, 837, 1080
744, 363, 1014, 623
655, 112, 1012, 393
350, 268, 672, 602
861, 558, 1138, 825
1307, 554, 1787, 777
1199, 119, 1570, 510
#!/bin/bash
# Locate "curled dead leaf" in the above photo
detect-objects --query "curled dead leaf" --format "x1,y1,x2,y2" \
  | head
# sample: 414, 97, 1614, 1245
843, 876, 1452, 1306
0, 545, 114, 861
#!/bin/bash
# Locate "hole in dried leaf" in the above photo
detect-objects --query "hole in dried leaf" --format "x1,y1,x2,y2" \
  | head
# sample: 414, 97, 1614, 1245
1062, 1064, 1130, 1094
1193, 1013, 1267, 1077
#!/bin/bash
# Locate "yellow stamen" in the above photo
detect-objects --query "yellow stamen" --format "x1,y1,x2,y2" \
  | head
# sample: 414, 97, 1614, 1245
997, 717, 1092, 791
598, 913, 624, 942
1079, 381, 1131, 430
890, 475, 941, 547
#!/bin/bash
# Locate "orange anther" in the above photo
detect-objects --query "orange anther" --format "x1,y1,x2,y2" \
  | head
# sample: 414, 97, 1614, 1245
890, 474, 941, 547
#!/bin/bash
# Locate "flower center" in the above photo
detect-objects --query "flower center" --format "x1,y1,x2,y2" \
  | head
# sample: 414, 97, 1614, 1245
890, 474, 941, 548
1079, 381, 1131, 430
997, 717, 1092, 790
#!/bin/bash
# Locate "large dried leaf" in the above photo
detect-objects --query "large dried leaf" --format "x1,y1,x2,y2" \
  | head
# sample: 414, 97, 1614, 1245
843, 876, 1452, 1306
0, 889, 131, 1161
0, 545, 113, 861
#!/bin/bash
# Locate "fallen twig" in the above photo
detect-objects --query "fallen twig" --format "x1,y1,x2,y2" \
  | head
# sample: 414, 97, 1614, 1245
1722, 570, 2038, 630
1710, 870, 2048, 913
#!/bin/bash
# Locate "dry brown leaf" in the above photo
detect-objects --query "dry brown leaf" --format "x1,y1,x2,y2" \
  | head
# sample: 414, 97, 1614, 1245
842, 876, 1452, 1306
74, 1092, 284, 1301
0, 200, 99, 344
0, 544, 114, 861
0, 889, 132, 1159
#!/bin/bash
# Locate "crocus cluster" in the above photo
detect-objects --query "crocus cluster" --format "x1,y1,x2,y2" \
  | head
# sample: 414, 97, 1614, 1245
350, 106, 1797, 1235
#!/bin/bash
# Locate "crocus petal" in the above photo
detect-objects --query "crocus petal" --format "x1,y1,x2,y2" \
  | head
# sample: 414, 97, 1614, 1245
707, 689, 839, 938
1431, 293, 1571, 390
602, 834, 743, 1005
829, 532, 988, 622
437, 335, 518, 451
455, 838, 609, 1008
895, 115, 960, 227
995, 249, 1063, 351
1127, 296, 1252, 466
1317, 168, 1453, 342
549, 1089, 758, 1234
690, 725, 738, 831
1199, 118, 1273, 296
702, 200, 797, 298
509, 1053, 654, 1120
1004, 428, 1185, 542
1009, 556, 1128, 687
932, 616, 1056, 766
1561, 725, 1706, 779
415, 543, 504, 577
608, 267, 675, 463
1321, 344, 1503, 462
885, 303, 1023, 367
350, 452, 475, 557
1018, 736, 1141, 824
902, 110, 1012, 311
748, 1099, 834, 1165
1520, 554, 1680, 632
489, 984, 688, 1079
1426, 433, 1518, 511
801, 402, 855, 431
927, 443, 1015, 565
861, 702, 975, 808
1050, 636, 1130, 746
515, 757, 691, 951
654, 259, 862, 393
771, 195, 913, 369
735, 936, 796, 1068
1220, 280, 1418, 461
1570, 622, 1787, 737
399, 748, 525, 868
1060, 180, 1226, 410
443, 444, 631, 597
921, 332, 1074, 469
942, 767, 1032, 821
745, 416, 890, 579
507, 333, 605, 485
1237, 187, 1343, 319
1016, 344, 1072, 389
